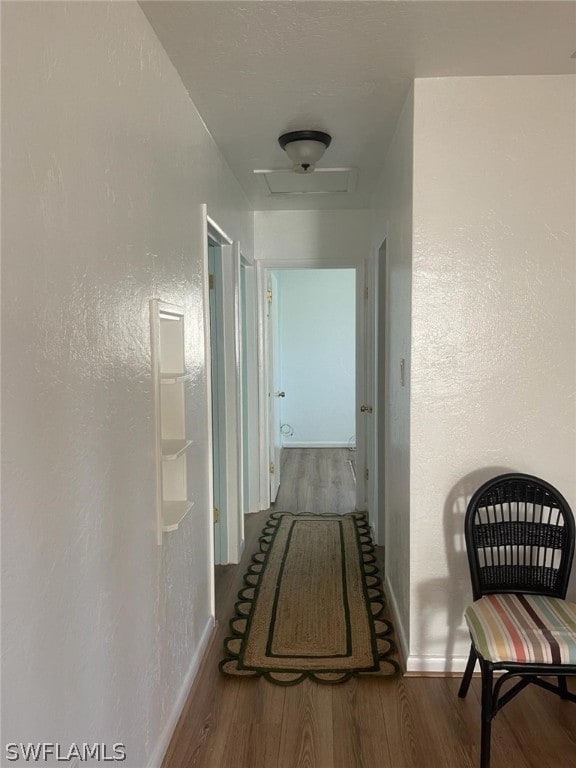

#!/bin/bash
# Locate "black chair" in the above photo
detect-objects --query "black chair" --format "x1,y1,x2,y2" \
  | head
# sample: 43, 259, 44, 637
458, 473, 576, 768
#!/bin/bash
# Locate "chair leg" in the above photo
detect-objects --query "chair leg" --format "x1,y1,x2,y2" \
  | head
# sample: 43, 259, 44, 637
558, 676, 569, 700
458, 644, 477, 698
480, 662, 494, 768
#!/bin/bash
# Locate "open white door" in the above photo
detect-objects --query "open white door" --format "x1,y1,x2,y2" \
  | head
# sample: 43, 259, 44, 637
267, 272, 282, 503
356, 257, 377, 537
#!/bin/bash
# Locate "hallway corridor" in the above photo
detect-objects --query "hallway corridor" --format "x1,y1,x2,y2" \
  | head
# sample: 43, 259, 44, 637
162, 450, 576, 768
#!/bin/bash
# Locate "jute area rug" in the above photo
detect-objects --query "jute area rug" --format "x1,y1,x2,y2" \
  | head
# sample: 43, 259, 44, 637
219, 511, 399, 685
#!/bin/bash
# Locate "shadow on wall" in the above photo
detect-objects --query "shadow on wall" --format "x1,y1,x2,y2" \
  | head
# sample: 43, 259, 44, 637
417, 466, 515, 672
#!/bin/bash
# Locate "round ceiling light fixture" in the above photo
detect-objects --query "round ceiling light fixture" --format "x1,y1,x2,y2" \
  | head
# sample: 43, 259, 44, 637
278, 130, 332, 174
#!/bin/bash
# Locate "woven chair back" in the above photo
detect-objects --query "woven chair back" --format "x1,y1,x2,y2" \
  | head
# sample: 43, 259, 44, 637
464, 473, 575, 600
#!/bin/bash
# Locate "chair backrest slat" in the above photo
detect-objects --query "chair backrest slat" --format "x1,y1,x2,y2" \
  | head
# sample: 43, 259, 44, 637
464, 473, 575, 600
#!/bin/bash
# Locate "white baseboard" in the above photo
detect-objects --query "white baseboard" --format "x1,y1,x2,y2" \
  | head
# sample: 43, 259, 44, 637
227, 542, 244, 565
384, 575, 409, 668
382, 577, 471, 676
147, 616, 215, 768
405, 654, 470, 675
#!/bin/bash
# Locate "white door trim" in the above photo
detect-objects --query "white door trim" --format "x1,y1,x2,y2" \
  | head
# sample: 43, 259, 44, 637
207, 214, 243, 564
240, 260, 260, 515
256, 260, 271, 510
198, 204, 215, 619
355, 258, 371, 517
267, 271, 282, 503
207, 215, 233, 245
376, 239, 390, 550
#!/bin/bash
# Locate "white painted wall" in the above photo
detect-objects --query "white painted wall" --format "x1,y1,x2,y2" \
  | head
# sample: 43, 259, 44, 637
255, 209, 371, 264
275, 269, 356, 447
2, 3, 252, 766
409, 75, 576, 672
370, 87, 414, 662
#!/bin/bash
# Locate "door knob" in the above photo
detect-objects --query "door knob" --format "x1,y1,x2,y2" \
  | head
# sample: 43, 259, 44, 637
360, 405, 373, 413
275, 391, 286, 398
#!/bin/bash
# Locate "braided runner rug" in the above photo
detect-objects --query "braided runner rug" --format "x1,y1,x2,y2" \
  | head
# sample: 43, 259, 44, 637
220, 511, 399, 685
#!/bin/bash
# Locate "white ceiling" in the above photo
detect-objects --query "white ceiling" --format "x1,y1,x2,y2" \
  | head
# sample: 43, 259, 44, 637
141, 1, 576, 210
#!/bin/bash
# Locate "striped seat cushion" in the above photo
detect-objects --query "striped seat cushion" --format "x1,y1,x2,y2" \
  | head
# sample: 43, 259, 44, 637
465, 594, 576, 665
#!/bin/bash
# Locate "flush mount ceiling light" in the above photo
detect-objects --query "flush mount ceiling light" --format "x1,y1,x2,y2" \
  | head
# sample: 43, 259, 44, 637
278, 130, 332, 174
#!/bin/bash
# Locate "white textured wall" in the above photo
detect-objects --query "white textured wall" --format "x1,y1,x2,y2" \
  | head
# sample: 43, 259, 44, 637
409, 75, 576, 671
2, 2, 252, 765
370, 88, 414, 660
255, 209, 371, 264
275, 269, 356, 447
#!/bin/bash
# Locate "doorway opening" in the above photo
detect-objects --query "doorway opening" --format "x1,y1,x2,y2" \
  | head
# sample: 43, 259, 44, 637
265, 268, 357, 506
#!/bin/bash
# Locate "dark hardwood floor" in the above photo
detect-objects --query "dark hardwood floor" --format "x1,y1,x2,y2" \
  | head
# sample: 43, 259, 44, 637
162, 448, 576, 768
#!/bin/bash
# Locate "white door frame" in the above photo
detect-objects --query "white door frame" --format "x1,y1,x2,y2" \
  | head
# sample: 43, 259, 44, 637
266, 271, 282, 503
256, 261, 272, 510
375, 239, 390, 549
206, 214, 245, 564
208, 238, 227, 564
239, 258, 260, 517
256, 257, 374, 514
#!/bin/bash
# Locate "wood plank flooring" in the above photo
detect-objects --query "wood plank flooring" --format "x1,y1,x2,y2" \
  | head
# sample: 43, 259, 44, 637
162, 448, 576, 768
274, 447, 357, 515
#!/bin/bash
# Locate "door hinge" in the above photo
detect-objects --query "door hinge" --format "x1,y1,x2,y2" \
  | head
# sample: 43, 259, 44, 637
266, 288, 273, 304
213, 507, 219, 523
209, 273, 215, 290
364, 286, 369, 300
365, 468, 369, 482
269, 461, 275, 475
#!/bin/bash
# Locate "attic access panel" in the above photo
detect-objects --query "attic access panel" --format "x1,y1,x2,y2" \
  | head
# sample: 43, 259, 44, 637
254, 168, 357, 196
